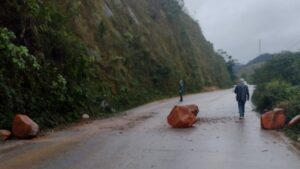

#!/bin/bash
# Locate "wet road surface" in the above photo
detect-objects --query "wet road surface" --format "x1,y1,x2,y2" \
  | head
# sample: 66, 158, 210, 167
0, 87, 300, 169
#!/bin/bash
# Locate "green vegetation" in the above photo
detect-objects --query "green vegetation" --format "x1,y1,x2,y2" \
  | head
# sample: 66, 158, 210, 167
0, 1, 98, 129
216, 49, 237, 82
0, 0, 232, 129
251, 52, 300, 139
236, 53, 274, 82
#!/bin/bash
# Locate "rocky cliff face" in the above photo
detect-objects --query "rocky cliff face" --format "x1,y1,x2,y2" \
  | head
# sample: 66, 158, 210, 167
70, 0, 231, 92
0, 0, 232, 128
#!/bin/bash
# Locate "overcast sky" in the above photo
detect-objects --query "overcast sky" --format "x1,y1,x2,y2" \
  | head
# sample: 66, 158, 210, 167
184, 0, 300, 63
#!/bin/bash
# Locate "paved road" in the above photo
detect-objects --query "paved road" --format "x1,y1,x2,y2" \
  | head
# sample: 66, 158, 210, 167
1, 87, 300, 169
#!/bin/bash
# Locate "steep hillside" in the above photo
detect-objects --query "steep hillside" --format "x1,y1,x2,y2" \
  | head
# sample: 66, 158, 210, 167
0, 0, 232, 129
71, 0, 232, 89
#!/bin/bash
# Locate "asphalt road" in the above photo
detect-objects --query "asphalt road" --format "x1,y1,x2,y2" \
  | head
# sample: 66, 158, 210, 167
1, 87, 300, 169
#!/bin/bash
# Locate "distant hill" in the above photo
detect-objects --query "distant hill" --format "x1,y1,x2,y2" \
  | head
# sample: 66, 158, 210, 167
236, 53, 274, 80
233, 63, 245, 73
246, 53, 273, 66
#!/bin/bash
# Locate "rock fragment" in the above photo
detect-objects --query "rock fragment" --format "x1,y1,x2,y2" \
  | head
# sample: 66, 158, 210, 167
0, 130, 11, 141
288, 115, 300, 128
261, 108, 286, 130
12, 114, 39, 139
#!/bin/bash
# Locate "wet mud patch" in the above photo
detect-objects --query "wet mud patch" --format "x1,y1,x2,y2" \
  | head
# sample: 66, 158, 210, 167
125, 112, 158, 129
104, 112, 158, 131
196, 116, 235, 124
292, 142, 300, 153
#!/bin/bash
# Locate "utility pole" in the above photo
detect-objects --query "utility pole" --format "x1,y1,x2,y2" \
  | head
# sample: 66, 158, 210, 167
259, 39, 262, 56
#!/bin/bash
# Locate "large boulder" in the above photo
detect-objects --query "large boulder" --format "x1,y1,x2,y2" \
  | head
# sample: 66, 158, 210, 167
185, 104, 199, 116
261, 108, 286, 130
288, 115, 300, 128
167, 105, 198, 128
0, 130, 11, 141
12, 114, 39, 139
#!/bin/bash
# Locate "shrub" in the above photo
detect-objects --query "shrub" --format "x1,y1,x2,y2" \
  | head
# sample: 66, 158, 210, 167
252, 52, 300, 85
0, 27, 41, 128
252, 80, 292, 112
0, 1, 101, 129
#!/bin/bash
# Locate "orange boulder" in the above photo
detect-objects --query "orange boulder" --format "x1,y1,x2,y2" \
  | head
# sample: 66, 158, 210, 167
288, 115, 300, 128
167, 105, 198, 128
261, 108, 286, 130
0, 130, 11, 141
12, 114, 39, 139
185, 104, 199, 116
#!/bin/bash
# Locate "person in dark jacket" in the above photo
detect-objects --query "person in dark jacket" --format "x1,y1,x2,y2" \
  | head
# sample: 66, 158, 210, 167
234, 80, 249, 119
179, 80, 184, 102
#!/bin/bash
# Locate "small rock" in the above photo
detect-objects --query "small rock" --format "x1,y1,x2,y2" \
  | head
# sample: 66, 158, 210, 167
0, 130, 11, 141
12, 114, 39, 139
111, 108, 116, 113
261, 150, 268, 152
82, 113, 90, 119
100, 100, 112, 112
288, 115, 300, 128
297, 137, 300, 142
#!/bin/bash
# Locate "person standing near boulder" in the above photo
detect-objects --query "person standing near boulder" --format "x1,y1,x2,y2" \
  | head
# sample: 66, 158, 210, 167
234, 80, 249, 119
179, 80, 184, 102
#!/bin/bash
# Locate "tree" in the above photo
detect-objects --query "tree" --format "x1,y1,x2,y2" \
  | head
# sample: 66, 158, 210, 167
216, 49, 237, 82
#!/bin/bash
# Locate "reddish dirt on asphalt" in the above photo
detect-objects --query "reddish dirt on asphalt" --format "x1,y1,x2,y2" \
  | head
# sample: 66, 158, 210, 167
0, 87, 300, 169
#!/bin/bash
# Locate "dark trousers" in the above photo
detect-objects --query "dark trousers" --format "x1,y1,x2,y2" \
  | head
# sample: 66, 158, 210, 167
179, 92, 183, 102
237, 100, 246, 117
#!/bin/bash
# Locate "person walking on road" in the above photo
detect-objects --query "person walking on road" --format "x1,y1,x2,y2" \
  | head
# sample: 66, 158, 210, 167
179, 80, 184, 102
234, 80, 249, 119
